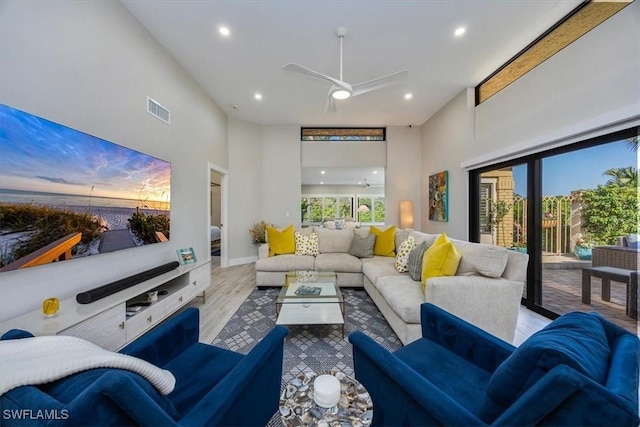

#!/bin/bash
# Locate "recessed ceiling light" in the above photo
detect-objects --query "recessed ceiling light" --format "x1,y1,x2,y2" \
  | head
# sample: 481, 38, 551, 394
320, 170, 326, 174
454, 27, 466, 37
372, 170, 378, 174
404, 93, 413, 100
219, 26, 230, 37
254, 93, 262, 100
320, 181, 324, 185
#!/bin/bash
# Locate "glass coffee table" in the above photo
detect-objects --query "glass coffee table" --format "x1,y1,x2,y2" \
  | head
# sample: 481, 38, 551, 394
275, 271, 345, 337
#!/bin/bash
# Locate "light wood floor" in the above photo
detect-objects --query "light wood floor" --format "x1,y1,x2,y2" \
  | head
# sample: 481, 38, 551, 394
186, 263, 551, 346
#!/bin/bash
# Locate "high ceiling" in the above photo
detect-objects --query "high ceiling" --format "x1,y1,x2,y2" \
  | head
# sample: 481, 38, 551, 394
121, 0, 582, 127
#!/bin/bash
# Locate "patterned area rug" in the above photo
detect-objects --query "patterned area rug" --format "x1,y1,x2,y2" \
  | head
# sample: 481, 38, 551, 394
212, 287, 401, 424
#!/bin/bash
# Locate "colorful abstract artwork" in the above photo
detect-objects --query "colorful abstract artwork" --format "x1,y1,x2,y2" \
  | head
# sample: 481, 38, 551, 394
429, 171, 448, 222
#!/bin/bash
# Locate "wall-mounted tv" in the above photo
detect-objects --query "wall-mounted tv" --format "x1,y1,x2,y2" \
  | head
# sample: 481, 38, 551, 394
0, 103, 171, 272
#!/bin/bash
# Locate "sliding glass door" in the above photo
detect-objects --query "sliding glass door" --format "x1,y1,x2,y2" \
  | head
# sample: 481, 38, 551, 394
470, 128, 638, 333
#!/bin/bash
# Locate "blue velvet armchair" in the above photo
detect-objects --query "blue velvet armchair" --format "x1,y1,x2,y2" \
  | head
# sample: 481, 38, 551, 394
0, 308, 288, 426
349, 303, 639, 426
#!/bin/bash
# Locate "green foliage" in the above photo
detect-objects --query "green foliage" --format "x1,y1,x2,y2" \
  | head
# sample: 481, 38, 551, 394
603, 166, 637, 188
580, 185, 638, 245
128, 209, 170, 244
0, 204, 103, 267
300, 198, 309, 222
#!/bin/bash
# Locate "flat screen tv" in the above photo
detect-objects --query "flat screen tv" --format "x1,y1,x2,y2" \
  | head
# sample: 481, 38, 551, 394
0, 103, 171, 272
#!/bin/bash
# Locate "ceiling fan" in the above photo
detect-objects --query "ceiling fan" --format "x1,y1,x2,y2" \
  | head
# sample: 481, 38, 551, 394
360, 178, 384, 188
283, 27, 408, 112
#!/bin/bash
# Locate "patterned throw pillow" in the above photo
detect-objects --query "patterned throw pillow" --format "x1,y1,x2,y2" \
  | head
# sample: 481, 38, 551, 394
335, 218, 346, 230
395, 235, 417, 272
407, 241, 429, 281
349, 234, 376, 258
294, 231, 319, 256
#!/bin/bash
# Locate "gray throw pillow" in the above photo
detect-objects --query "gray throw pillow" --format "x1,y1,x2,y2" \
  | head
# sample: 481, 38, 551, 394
349, 234, 376, 258
407, 241, 429, 281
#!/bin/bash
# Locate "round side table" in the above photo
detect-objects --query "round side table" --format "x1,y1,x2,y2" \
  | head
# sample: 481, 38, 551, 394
279, 369, 373, 426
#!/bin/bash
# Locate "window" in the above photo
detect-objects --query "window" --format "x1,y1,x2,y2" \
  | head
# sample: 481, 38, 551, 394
301, 195, 355, 224
301, 127, 385, 141
301, 194, 386, 225
469, 128, 638, 334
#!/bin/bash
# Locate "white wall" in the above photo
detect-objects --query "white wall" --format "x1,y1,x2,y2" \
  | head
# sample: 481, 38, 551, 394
261, 126, 302, 228
420, 90, 475, 239
301, 141, 386, 167
420, 2, 639, 240
0, 1, 227, 320
472, 0, 640, 163
227, 118, 263, 264
386, 126, 423, 230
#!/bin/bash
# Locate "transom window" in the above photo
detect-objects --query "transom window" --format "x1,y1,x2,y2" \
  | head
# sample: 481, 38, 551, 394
301, 127, 385, 141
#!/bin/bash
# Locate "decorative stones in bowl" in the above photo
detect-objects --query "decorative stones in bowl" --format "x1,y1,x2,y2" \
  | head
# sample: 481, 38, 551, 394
279, 369, 373, 426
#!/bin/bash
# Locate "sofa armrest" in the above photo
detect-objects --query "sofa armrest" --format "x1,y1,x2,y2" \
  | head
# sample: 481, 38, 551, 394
179, 325, 288, 426
425, 276, 524, 343
420, 303, 515, 373
349, 331, 482, 426
120, 308, 199, 366
80, 371, 179, 426
491, 364, 638, 426
258, 243, 269, 259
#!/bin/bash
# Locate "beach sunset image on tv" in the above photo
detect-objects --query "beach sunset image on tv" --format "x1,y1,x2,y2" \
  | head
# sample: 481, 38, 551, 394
0, 103, 171, 272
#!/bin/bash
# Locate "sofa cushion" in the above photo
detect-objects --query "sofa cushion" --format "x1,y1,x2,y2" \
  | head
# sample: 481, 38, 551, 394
410, 231, 437, 247
455, 241, 508, 278
255, 254, 315, 271
316, 228, 354, 253
421, 234, 461, 290
482, 312, 611, 421
407, 242, 429, 281
395, 228, 412, 253
266, 224, 295, 257
395, 235, 417, 272
349, 234, 376, 258
370, 226, 396, 257
375, 276, 424, 324
315, 253, 362, 273
362, 256, 402, 283
294, 231, 319, 256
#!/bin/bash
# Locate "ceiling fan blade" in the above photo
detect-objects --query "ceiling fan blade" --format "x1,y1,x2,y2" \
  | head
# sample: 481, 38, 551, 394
324, 94, 337, 113
351, 69, 408, 97
283, 63, 352, 91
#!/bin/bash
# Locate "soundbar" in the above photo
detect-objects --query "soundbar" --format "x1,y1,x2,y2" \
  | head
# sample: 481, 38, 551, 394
76, 261, 180, 304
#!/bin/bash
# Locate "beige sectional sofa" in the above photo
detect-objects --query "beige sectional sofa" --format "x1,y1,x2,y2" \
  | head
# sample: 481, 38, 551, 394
255, 226, 529, 345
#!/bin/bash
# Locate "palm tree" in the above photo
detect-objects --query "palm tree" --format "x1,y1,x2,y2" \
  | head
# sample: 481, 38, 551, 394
603, 166, 638, 187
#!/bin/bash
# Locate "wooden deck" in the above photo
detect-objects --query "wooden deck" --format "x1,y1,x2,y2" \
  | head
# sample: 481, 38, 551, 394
542, 254, 638, 335
98, 229, 136, 253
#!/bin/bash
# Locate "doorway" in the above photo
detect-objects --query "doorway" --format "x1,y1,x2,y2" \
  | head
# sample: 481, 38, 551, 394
209, 163, 228, 268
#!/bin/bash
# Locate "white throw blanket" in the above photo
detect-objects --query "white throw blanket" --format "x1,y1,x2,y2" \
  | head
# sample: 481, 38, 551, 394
0, 335, 176, 396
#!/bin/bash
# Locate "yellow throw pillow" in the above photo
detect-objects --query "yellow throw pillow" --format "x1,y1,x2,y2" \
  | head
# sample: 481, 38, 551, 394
421, 236, 461, 290
266, 225, 295, 257
370, 225, 396, 257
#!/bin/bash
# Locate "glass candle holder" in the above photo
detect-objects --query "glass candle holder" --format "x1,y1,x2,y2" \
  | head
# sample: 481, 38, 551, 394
42, 297, 59, 318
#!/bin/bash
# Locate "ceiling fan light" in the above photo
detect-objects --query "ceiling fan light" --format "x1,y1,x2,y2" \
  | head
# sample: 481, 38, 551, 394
331, 89, 351, 100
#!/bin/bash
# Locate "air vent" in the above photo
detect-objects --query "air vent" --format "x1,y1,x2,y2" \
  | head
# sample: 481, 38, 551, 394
147, 97, 170, 124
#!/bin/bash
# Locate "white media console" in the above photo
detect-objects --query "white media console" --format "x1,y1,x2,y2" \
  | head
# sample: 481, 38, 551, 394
0, 261, 211, 351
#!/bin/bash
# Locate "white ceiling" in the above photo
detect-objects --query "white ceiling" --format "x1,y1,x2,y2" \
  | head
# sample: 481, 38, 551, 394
122, 0, 582, 128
